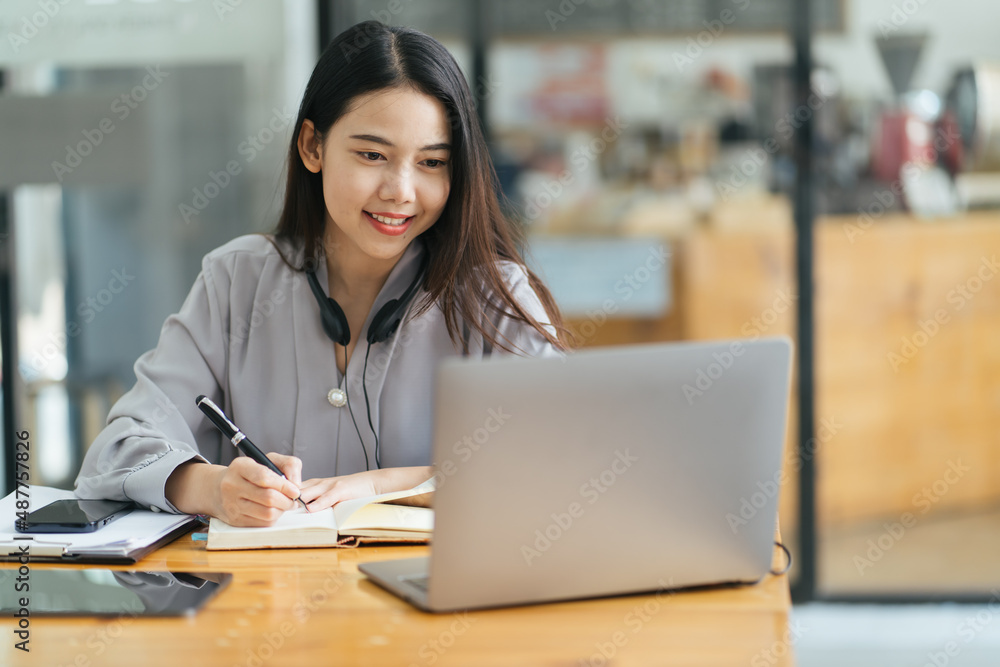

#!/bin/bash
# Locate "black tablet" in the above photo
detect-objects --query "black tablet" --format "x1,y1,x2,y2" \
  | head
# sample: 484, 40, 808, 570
0, 569, 232, 616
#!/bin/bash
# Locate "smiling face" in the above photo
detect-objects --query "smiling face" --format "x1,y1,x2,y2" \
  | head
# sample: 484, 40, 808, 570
297, 87, 452, 272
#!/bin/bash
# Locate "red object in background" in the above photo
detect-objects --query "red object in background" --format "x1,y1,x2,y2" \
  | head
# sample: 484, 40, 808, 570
871, 110, 935, 183
705, 67, 750, 102
529, 45, 609, 126
936, 110, 965, 176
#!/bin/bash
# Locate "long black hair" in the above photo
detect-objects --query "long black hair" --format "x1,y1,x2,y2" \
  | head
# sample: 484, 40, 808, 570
272, 20, 566, 352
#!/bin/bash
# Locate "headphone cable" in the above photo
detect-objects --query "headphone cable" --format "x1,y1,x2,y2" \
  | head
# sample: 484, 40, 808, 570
360, 292, 418, 470
362, 344, 381, 469
342, 360, 372, 472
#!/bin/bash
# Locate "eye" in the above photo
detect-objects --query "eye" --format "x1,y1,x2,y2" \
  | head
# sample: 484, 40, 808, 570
356, 151, 384, 161
423, 158, 448, 168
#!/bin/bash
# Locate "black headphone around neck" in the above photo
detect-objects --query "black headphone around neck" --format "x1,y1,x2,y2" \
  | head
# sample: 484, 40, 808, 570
305, 250, 429, 471
306, 252, 429, 346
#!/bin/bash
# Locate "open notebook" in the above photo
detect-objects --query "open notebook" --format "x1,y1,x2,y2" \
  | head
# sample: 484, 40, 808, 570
206, 479, 435, 550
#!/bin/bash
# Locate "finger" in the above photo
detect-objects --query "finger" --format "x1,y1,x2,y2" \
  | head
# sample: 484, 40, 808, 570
226, 511, 278, 528
241, 484, 297, 512
269, 453, 303, 487
223, 513, 274, 528
236, 497, 287, 525
304, 492, 337, 512
227, 461, 296, 509
299, 482, 331, 505
307, 485, 357, 511
218, 492, 285, 527
232, 457, 301, 500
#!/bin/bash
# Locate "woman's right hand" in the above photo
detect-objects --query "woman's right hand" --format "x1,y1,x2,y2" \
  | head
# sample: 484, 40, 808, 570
166, 454, 303, 527
214, 453, 303, 526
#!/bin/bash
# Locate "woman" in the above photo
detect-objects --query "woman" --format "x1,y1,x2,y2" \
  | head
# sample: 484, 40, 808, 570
75, 21, 566, 527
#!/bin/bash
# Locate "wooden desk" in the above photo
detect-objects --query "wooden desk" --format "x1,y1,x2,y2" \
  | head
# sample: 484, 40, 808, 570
4, 532, 795, 666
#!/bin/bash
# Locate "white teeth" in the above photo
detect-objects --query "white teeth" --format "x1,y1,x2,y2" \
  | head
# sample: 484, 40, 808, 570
370, 212, 409, 226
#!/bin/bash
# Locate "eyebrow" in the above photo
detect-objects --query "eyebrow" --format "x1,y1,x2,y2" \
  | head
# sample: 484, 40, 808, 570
349, 134, 451, 152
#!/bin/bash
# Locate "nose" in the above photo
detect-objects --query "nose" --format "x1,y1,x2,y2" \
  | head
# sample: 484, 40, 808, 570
378, 164, 415, 203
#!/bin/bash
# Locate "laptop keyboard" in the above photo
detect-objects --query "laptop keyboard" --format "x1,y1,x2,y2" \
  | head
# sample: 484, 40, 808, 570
402, 575, 429, 592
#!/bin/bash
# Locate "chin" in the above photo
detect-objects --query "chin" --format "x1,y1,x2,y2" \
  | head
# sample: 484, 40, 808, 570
363, 240, 412, 262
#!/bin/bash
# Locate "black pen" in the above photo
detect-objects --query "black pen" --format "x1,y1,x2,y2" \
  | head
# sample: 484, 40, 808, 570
195, 395, 308, 510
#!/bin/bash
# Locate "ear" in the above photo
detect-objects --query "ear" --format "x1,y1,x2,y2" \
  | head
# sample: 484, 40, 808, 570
297, 119, 323, 173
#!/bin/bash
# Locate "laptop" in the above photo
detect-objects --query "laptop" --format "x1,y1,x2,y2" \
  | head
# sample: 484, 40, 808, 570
360, 337, 792, 612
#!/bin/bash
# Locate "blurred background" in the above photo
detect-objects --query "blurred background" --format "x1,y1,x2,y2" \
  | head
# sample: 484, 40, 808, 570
1, 1, 999, 663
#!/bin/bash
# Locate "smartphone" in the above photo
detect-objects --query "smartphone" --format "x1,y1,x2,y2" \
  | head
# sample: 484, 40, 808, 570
15, 499, 135, 533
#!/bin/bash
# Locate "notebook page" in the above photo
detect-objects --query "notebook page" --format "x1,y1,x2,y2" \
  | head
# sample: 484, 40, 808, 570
331, 477, 437, 527
208, 506, 338, 536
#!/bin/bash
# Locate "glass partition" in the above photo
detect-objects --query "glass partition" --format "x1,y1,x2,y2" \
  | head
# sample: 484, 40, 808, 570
809, 0, 1000, 598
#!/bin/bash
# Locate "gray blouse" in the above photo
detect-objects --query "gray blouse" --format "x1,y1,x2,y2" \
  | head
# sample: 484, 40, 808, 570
74, 234, 560, 512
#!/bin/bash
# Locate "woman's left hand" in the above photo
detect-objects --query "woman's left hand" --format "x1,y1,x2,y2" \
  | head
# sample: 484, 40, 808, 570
299, 466, 433, 512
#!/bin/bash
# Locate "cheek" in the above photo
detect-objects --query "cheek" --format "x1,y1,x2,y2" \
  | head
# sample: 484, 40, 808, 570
430, 178, 451, 213
322, 165, 371, 213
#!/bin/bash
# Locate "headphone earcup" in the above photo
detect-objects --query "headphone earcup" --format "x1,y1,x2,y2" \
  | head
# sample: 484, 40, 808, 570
307, 270, 350, 346
367, 298, 402, 344
319, 298, 350, 346
365, 252, 429, 344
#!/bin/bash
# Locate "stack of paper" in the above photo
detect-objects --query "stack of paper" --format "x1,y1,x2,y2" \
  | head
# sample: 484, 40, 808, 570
0, 486, 198, 563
